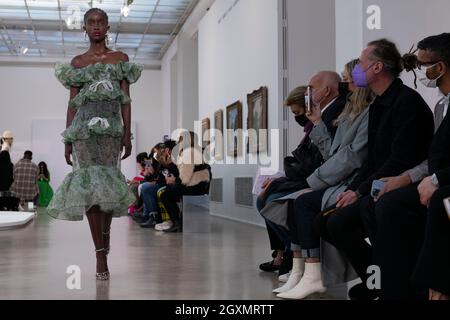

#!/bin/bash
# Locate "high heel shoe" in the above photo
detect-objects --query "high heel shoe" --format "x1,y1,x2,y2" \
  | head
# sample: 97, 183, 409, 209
95, 248, 110, 281
103, 230, 111, 256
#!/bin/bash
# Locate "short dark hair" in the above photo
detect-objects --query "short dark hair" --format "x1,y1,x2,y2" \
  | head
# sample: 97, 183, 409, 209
418, 33, 450, 66
163, 140, 177, 151
84, 8, 108, 24
24, 150, 32, 159
367, 38, 404, 78
136, 152, 148, 164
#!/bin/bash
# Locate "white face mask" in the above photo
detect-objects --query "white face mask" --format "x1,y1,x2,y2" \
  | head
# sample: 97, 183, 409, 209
417, 63, 444, 88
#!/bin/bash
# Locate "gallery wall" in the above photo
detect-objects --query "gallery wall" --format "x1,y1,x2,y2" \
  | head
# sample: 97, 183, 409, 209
197, 0, 282, 225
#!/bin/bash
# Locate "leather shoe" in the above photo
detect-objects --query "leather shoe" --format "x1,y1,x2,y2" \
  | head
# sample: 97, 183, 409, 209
348, 283, 379, 300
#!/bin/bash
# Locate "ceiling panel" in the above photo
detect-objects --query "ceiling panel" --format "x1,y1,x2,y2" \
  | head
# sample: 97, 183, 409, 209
0, 0, 199, 63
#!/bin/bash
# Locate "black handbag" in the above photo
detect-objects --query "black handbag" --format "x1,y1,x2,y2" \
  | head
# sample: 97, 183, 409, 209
284, 137, 323, 181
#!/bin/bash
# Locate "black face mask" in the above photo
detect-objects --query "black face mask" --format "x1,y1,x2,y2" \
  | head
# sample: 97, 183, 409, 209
295, 115, 309, 127
338, 82, 351, 97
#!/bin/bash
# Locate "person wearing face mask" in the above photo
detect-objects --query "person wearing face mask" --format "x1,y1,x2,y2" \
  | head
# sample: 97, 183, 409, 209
315, 38, 435, 301
257, 86, 320, 276
275, 60, 374, 299
354, 33, 450, 300
257, 74, 347, 279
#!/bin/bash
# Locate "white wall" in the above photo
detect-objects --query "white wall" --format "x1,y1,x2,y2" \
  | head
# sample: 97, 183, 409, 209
198, 0, 281, 225
0, 65, 163, 189
286, 0, 336, 153
335, 0, 363, 72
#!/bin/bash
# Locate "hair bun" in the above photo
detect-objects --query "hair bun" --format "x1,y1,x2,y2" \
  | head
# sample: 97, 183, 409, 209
402, 53, 418, 72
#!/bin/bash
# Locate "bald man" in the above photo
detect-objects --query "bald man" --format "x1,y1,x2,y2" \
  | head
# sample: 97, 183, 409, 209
307, 71, 347, 138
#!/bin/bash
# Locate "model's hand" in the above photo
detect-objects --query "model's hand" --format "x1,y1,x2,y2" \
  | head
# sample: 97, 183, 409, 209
376, 175, 412, 200
336, 191, 359, 208
65, 144, 73, 166
418, 176, 438, 207
121, 134, 132, 160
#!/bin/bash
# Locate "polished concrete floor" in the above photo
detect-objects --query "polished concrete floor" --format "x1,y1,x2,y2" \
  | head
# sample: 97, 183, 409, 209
0, 209, 347, 300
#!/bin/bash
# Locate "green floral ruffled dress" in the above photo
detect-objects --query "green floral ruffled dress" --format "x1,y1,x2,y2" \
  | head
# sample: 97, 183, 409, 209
47, 62, 143, 221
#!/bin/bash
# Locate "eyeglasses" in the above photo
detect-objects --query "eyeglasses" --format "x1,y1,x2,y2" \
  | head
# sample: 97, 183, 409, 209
417, 61, 441, 70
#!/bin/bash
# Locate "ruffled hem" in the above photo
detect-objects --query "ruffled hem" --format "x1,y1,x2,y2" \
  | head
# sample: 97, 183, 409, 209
68, 91, 131, 110
62, 116, 124, 144
46, 165, 136, 221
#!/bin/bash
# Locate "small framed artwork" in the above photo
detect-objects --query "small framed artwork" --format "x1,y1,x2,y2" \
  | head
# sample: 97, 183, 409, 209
247, 86, 268, 153
226, 101, 243, 158
201, 117, 211, 150
214, 110, 224, 161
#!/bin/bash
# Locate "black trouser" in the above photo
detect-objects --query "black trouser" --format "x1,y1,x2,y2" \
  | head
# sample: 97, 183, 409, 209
413, 185, 450, 296
372, 183, 428, 300
160, 182, 209, 223
314, 195, 373, 286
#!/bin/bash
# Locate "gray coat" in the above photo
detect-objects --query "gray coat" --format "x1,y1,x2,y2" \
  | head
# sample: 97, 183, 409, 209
261, 107, 370, 286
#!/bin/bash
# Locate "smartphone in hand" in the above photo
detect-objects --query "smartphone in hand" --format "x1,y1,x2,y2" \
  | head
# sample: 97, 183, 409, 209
305, 86, 313, 114
371, 180, 386, 199
444, 197, 450, 221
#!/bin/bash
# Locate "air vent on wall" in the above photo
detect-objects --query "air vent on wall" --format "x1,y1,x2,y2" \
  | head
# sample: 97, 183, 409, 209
235, 177, 254, 207
210, 178, 223, 203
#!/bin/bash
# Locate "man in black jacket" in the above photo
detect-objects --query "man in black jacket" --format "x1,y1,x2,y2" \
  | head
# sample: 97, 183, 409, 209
315, 39, 435, 300
366, 33, 450, 300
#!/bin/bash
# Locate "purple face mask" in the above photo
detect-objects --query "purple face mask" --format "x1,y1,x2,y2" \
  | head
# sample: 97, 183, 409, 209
352, 64, 369, 88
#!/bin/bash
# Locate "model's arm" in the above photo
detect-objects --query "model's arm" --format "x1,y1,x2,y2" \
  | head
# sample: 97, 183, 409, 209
120, 52, 132, 161
64, 87, 79, 166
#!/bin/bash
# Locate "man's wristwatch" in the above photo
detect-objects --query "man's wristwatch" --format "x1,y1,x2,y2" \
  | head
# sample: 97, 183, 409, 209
431, 174, 440, 188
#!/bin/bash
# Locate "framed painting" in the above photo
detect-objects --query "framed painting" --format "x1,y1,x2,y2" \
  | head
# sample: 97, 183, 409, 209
226, 101, 243, 157
247, 86, 268, 153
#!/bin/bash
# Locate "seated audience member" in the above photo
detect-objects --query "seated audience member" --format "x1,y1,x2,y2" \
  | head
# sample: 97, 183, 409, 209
157, 131, 211, 233
362, 33, 450, 300
276, 59, 374, 299
140, 140, 180, 228
10, 150, 40, 206
258, 71, 347, 279
315, 38, 435, 300
128, 152, 149, 216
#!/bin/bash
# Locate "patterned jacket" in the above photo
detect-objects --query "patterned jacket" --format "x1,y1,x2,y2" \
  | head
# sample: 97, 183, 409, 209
10, 158, 39, 200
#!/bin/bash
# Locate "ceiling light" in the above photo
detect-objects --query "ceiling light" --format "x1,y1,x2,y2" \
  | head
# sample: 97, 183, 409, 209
121, 5, 130, 17
19, 45, 28, 55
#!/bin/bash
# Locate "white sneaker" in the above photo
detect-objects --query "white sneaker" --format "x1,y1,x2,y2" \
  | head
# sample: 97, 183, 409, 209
277, 262, 327, 300
155, 221, 173, 231
278, 271, 291, 283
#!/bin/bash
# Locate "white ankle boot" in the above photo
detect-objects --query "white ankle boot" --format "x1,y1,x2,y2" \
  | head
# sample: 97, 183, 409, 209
273, 258, 305, 293
277, 262, 327, 299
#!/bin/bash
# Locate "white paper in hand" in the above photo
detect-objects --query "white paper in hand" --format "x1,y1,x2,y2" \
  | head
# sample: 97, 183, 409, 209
252, 167, 285, 195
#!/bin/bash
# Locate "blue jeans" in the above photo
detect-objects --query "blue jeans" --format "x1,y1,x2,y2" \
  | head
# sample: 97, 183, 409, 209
257, 191, 292, 251
141, 183, 163, 217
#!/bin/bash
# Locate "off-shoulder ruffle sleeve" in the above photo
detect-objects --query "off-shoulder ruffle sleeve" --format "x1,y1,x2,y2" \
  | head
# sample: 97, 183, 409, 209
119, 62, 144, 84
55, 63, 93, 89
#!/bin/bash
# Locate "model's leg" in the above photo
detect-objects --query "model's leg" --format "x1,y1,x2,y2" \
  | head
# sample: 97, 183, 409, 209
86, 206, 109, 279
102, 211, 113, 255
